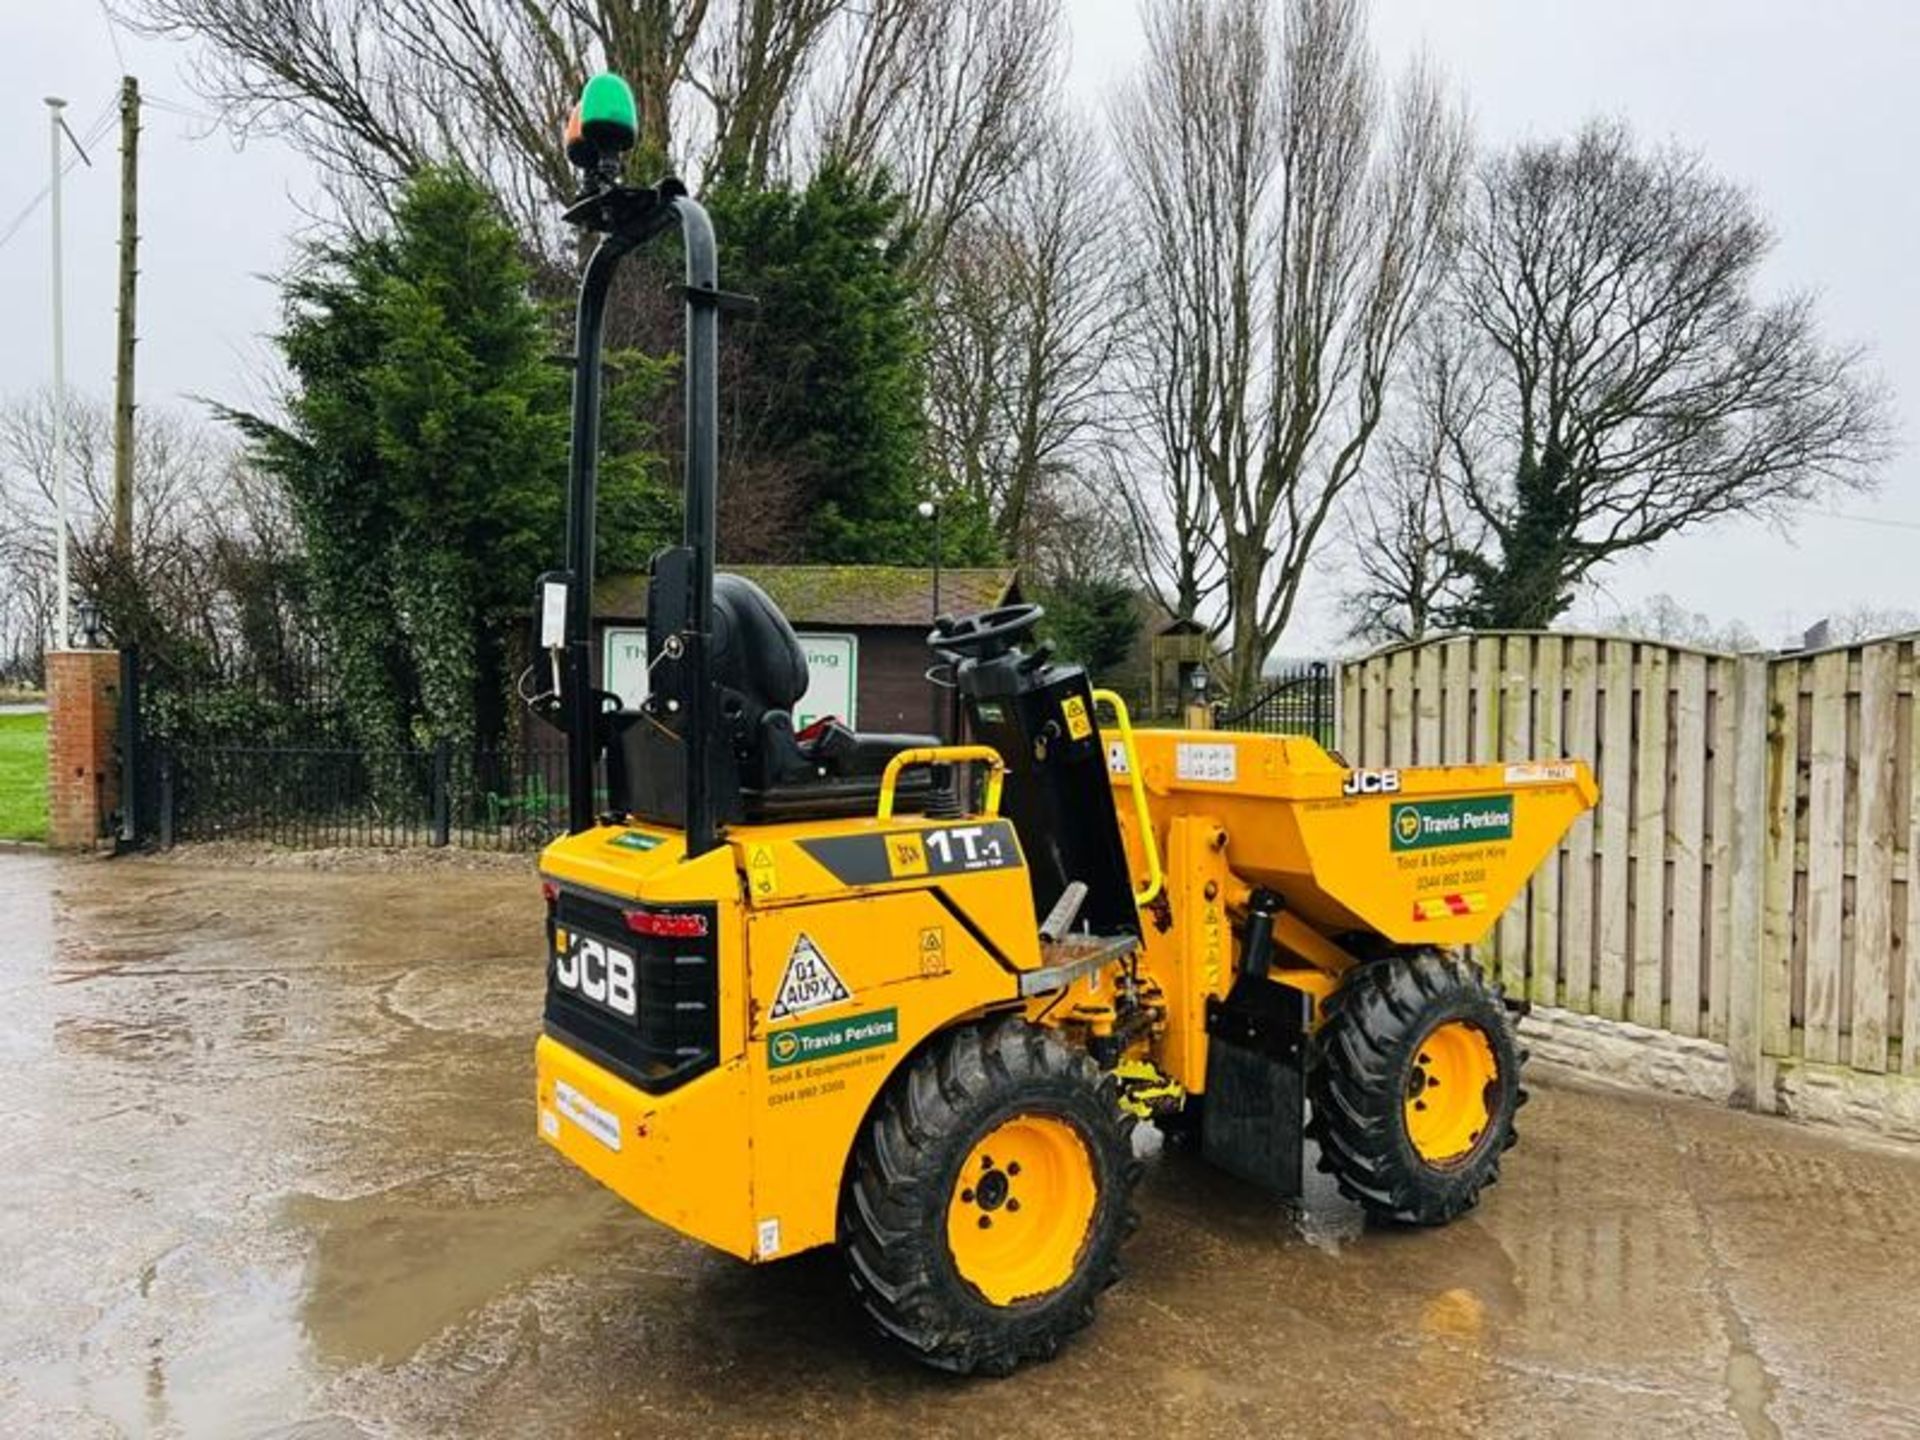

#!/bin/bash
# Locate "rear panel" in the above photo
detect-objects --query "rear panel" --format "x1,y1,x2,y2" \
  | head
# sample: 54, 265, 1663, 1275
544, 887, 719, 1094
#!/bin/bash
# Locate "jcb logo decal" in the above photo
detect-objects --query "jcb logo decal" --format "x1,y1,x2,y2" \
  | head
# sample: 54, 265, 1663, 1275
1343, 768, 1402, 796
887, 835, 928, 877
553, 933, 638, 1018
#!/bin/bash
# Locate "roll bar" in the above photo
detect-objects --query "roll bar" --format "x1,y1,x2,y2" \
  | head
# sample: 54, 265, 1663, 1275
560, 181, 723, 856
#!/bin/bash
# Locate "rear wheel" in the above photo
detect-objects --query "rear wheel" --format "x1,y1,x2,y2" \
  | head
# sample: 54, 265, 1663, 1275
1307, 948, 1524, 1225
840, 1016, 1139, 1374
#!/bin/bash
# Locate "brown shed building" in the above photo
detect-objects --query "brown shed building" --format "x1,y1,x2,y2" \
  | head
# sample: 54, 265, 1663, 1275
591, 565, 1020, 734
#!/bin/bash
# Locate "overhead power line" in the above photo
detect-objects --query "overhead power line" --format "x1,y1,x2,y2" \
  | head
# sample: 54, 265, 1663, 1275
1819, 509, 1920, 533
95, 0, 128, 71
144, 92, 220, 124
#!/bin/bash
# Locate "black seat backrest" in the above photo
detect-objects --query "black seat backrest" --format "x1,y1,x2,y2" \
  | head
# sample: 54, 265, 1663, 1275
712, 573, 808, 724
609, 564, 939, 826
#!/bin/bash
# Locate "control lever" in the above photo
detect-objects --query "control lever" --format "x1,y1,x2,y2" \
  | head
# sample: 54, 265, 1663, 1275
1017, 642, 1054, 673
1039, 880, 1090, 944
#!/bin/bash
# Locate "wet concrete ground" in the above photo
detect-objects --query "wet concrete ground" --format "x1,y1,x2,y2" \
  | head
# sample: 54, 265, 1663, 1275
3, 852, 1918, 1439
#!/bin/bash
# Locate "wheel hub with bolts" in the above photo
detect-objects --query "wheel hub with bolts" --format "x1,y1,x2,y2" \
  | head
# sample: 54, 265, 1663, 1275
965, 1158, 1019, 1221
945, 1113, 1097, 1305
1403, 1019, 1499, 1165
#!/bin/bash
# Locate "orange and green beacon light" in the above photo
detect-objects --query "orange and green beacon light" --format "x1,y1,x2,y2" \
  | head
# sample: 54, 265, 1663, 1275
565, 72, 639, 173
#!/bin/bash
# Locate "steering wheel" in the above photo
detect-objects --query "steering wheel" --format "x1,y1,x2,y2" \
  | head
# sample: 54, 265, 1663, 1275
929, 603, 1045, 660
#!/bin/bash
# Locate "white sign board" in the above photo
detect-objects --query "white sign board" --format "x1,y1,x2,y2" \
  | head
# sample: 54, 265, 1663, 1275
602, 627, 858, 727
792, 633, 857, 728
604, 627, 652, 709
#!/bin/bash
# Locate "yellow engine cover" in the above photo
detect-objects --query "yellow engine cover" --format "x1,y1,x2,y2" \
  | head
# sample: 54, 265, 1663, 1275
535, 812, 1044, 1263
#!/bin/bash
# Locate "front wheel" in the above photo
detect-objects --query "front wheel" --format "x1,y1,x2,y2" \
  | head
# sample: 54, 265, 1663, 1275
839, 1016, 1139, 1375
1307, 948, 1525, 1226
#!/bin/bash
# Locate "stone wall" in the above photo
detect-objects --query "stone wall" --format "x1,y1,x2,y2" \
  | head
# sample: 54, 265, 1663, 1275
1522, 1003, 1920, 1147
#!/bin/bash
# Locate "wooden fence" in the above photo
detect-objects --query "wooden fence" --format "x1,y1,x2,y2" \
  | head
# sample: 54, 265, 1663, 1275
1339, 632, 1920, 1097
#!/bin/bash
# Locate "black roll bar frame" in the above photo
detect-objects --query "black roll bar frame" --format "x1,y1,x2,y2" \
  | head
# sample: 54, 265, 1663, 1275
561, 183, 722, 856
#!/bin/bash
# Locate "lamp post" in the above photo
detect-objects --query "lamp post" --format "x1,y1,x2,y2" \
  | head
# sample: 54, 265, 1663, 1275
76, 595, 101, 649
918, 498, 943, 737
917, 498, 942, 617
1185, 663, 1211, 730
47, 97, 70, 651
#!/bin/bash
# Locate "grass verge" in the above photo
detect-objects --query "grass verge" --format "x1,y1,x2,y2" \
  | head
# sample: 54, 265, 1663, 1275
0, 712, 48, 842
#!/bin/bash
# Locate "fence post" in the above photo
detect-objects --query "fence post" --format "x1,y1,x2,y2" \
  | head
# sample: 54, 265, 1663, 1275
116, 646, 140, 847
1725, 653, 1773, 1111
158, 750, 174, 849
431, 737, 452, 847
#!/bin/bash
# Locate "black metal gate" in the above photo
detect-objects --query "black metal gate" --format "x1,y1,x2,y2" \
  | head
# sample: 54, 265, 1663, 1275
126, 648, 567, 851
1216, 661, 1335, 743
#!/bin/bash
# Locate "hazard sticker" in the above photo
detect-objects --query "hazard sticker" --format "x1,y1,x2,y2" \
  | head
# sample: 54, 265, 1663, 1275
769, 933, 851, 1018
1062, 694, 1093, 741
747, 842, 779, 898
919, 925, 947, 977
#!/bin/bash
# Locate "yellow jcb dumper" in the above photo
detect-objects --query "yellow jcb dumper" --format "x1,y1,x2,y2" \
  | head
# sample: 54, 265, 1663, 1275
530, 74, 1598, 1375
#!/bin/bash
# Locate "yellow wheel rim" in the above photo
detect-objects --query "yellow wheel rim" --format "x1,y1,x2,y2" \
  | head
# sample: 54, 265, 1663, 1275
945, 1113, 1099, 1306
1405, 1020, 1500, 1164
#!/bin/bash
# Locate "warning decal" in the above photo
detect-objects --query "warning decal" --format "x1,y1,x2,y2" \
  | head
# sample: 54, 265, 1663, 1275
747, 843, 779, 898
1061, 694, 1093, 741
769, 933, 851, 1019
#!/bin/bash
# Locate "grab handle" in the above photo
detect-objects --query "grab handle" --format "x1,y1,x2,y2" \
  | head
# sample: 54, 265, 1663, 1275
876, 745, 1006, 822
1092, 689, 1164, 907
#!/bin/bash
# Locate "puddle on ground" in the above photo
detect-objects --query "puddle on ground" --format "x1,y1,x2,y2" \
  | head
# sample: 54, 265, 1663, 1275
6, 853, 1920, 1437
285, 1186, 629, 1368
54, 1012, 198, 1062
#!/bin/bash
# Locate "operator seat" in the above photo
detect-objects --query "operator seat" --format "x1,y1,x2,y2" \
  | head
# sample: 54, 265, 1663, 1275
711, 574, 939, 820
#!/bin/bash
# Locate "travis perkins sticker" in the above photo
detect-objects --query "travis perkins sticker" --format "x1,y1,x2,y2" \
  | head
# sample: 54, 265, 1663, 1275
767, 1009, 900, 1068
1390, 795, 1514, 852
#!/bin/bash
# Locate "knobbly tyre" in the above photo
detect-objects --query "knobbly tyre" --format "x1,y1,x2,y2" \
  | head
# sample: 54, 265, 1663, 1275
530, 73, 1599, 1376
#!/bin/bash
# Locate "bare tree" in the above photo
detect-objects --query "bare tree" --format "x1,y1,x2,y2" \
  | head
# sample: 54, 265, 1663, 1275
815, 0, 1059, 276
126, 0, 1059, 267
1595, 595, 1760, 652
125, 1, 654, 249
924, 111, 1120, 565
1434, 119, 1892, 629
1805, 607, 1920, 646
0, 392, 308, 681
1341, 331, 1484, 641
1113, 0, 1467, 701
1341, 460, 1473, 645
125, 0, 883, 248
693, 0, 842, 186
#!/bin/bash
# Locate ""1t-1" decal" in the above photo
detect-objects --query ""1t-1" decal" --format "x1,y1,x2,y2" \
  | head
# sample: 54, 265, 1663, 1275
925, 825, 1008, 868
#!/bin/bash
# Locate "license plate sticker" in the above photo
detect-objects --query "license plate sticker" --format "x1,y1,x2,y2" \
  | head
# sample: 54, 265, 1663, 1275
553, 1078, 622, 1152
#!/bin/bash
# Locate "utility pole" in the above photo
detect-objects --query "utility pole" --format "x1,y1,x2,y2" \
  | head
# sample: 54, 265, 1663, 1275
112, 76, 140, 563
45, 96, 69, 651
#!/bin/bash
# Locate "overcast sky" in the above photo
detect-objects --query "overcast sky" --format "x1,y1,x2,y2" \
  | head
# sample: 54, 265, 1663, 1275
2, 1, 1914, 650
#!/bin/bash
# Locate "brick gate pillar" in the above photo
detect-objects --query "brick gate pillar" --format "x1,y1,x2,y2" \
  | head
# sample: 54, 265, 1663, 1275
45, 649, 123, 850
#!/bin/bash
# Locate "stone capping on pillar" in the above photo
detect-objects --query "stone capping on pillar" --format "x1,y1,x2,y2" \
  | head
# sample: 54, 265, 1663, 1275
45, 648, 122, 850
